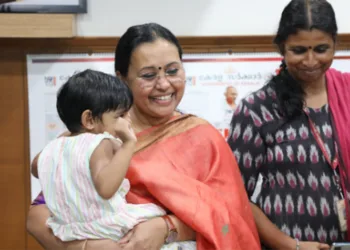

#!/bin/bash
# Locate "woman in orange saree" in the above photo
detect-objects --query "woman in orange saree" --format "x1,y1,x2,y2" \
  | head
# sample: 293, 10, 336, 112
126, 113, 260, 249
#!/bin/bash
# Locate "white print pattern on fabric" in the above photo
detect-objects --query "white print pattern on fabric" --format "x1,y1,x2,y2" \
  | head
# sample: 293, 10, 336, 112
228, 85, 344, 248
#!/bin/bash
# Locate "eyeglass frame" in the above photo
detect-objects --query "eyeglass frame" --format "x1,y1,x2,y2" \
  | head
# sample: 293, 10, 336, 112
130, 62, 186, 88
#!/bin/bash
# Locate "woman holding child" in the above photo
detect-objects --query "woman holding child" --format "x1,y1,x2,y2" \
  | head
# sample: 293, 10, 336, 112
26, 23, 260, 250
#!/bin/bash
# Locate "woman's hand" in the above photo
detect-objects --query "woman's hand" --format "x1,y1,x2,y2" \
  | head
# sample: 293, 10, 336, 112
82, 239, 122, 250
119, 217, 167, 250
298, 241, 330, 250
27, 204, 124, 250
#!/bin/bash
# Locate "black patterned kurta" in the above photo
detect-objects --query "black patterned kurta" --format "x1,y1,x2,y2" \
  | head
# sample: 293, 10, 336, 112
228, 84, 344, 247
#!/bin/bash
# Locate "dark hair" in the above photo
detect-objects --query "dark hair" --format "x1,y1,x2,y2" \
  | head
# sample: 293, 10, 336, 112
56, 69, 133, 133
270, 0, 337, 119
114, 23, 183, 77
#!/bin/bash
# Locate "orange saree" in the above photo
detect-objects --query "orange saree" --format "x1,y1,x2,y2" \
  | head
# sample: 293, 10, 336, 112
126, 114, 260, 250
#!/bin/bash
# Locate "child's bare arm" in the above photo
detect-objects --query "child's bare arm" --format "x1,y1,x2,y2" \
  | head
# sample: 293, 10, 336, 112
90, 139, 135, 199
31, 132, 69, 179
31, 152, 41, 178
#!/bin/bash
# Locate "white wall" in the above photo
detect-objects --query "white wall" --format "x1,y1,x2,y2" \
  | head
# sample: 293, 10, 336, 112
77, 0, 350, 37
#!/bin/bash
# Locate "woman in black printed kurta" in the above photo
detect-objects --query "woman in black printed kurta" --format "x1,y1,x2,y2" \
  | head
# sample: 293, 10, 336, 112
228, 0, 347, 249
228, 87, 344, 249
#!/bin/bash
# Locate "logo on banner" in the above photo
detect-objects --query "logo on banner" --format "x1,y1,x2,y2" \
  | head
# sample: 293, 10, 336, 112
59, 70, 81, 83
44, 76, 57, 87
185, 76, 196, 86
198, 74, 225, 86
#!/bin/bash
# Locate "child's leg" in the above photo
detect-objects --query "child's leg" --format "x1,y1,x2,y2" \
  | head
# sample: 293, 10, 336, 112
122, 202, 167, 221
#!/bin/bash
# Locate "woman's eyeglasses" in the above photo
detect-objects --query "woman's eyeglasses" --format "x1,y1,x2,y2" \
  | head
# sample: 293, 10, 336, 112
135, 66, 185, 88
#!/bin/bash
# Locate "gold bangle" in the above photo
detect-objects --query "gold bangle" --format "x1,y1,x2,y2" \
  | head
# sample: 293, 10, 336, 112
81, 240, 88, 250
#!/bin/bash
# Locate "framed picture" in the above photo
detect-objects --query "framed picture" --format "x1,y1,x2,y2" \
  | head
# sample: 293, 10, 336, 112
0, 0, 87, 13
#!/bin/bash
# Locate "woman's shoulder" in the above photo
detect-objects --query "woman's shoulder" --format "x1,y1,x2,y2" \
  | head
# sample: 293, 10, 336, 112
326, 68, 350, 89
327, 68, 350, 75
238, 84, 278, 114
177, 114, 218, 132
327, 68, 350, 80
176, 114, 210, 131
231, 83, 283, 129
182, 116, 227, 143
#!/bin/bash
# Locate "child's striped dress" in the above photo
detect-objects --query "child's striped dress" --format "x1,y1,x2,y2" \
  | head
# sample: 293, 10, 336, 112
37, 132, 166, 241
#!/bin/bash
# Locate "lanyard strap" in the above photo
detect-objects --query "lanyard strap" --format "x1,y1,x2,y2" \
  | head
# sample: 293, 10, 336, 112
304, 109, 344, 198
305, 110, 339, 169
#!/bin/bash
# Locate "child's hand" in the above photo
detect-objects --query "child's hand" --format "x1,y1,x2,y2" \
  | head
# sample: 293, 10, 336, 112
114, 117, 137, 143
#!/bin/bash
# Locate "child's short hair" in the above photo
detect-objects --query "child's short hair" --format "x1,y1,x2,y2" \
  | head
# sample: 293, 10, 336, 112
57, 69, 133, 133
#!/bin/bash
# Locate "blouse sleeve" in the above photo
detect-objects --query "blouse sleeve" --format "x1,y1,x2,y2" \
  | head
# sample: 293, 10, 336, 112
227, 100, 266, 200
31, 191, 46, 206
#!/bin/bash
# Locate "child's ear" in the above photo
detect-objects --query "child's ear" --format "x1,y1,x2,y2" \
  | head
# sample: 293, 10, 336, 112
81, 110, 95, 130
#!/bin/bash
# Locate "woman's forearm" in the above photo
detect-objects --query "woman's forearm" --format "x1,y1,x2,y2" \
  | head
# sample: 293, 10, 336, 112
251, 202, 295, 250
27, 205, 122, 250
26, 205, 83, 250
168, 214, 196, 241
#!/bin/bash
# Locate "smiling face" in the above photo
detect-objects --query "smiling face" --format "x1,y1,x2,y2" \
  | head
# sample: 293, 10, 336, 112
125, 38, 185, 119
283, 29, 335, 84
